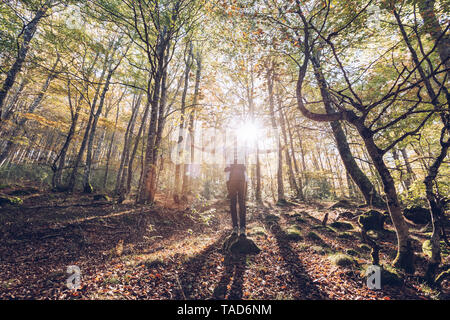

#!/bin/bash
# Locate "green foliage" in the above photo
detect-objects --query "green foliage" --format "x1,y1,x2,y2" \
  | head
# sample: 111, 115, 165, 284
0, 164, 52, 186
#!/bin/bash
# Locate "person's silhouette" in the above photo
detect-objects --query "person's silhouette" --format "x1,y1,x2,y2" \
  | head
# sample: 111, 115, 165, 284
225, 134, 247, 237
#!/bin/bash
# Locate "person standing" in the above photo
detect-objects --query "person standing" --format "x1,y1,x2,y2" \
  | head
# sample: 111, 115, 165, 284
224, 134, 248, 237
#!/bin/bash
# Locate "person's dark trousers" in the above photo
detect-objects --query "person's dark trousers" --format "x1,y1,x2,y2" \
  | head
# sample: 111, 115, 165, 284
227, 179, 247, 229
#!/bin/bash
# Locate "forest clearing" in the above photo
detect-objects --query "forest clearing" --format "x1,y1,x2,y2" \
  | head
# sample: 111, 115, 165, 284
0, 0, 449, 301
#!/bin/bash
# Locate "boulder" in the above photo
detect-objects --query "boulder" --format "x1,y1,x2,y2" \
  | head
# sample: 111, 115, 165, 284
93, 194, 110, 201
229, 235, 261, 255
358, 210, 387, 231
403, 206, 430, 225
284, 226, 303, 241
330, 221, 354, 231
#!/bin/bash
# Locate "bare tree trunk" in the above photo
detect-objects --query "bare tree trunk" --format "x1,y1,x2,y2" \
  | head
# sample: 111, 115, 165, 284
126, 98, 151, 196
0, 5, 48, 123
139, 30, 169, 204
115, 93, 141, 197
0, 55, 59, 164
279, 104, 300, 199
418, 0, 450, 78
424, 131, 449, 284
359, 131, 415, 273
284, 110, 304, 200
400, 148, 415, 188
67, 52, 110, 192
103, 102, 120, 190
175, 43, 193, 201
182, 49, 202, 195
267, 64, 284, 203
83, 68, 115, 193
310, 53, 384, 207
392, 148, 408, 192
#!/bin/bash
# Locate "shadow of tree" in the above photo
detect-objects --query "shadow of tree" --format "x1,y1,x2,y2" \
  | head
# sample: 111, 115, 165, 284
262, 209, 327, 299
175, 233, 229, 299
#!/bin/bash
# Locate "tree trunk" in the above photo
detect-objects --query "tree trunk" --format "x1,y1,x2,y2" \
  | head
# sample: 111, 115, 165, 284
311, 53, 384, 207
182, 49, 202, 195
67, 51, 110, 192
115, 93, 141, 197
424, 131, 449, 284
0, 6, 48, 123
175, 43, 193, 200
0, 55, 59, 164
126, 98, 151, 196
267, 65, 284, 203
83, 68, 114, 193
279, 104, 300, 199
284, 110, 304, 200
359, 131, 415, 273
400, 148, 415, 187
418, 0, 450, 78
139, 31, 168, 204
103, 102, 120, 190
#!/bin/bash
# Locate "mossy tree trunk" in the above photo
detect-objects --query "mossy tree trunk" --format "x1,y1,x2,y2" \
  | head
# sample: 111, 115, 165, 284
424, 131, 449, 284
310, 53, 384, 207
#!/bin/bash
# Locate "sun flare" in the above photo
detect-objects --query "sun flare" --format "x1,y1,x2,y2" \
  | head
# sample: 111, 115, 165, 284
236, 121, 260, 143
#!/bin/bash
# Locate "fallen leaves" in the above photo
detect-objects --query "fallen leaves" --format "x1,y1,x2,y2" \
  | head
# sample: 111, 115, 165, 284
0, 193, 444, 300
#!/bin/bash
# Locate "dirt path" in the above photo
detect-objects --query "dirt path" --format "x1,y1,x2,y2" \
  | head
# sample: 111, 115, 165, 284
0, 191, 448, 300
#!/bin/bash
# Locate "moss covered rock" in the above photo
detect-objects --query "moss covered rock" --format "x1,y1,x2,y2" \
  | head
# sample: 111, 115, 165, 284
264, 214, 280, 223
330, 221, 354, 231
0, 196, 23, 206
422, 240, 433, 258
329, 253, 357, 268
306, 231, 323, 242
247, 226, 267, 237
337, 232, 358, 240
93, 194, 110, 201
284, 226, 303, 241
346, 249, 359, 257
229, 236, 261, 255
361, 265, 403, 287
403, 206, 430, 225
358, 210, 387, 231
381, 267, 403, 287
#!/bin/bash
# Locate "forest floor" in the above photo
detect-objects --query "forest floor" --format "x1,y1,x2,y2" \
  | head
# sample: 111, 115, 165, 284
0, 183, 449, 300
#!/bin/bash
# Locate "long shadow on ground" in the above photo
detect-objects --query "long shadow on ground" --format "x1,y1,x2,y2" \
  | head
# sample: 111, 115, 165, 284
262, 209, 328, 299
175, 232, 229, 299
211, 249, 247, 300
